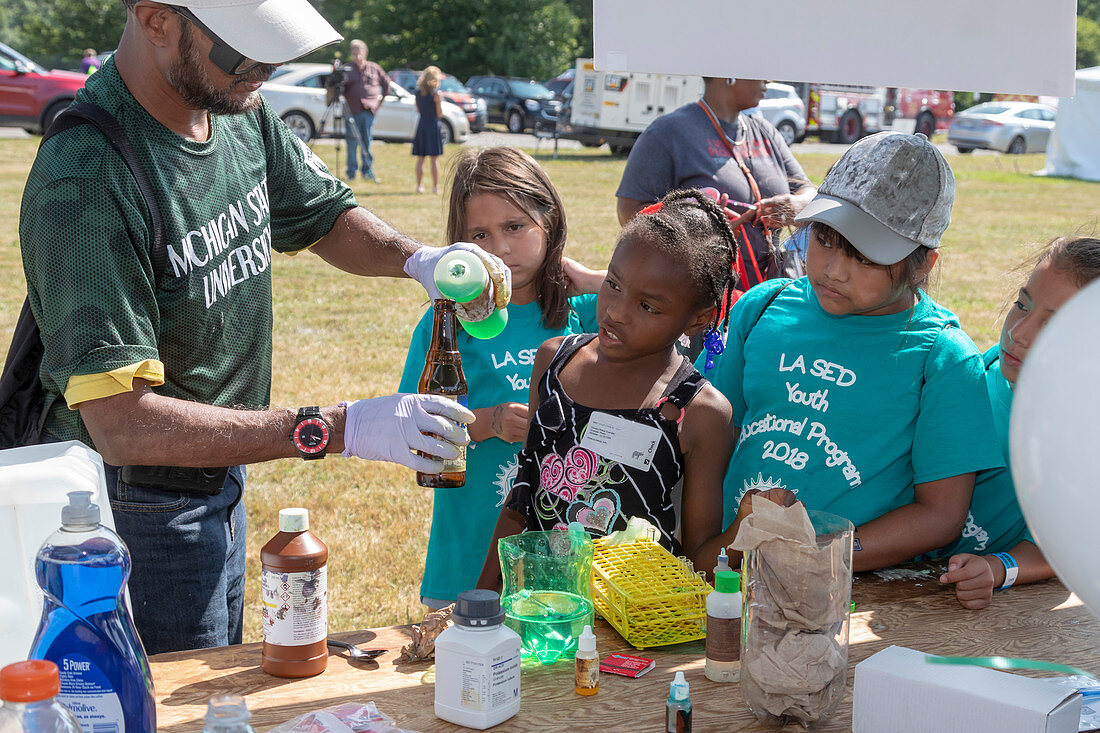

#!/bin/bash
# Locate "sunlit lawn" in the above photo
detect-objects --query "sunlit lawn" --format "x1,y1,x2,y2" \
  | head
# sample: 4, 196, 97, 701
1, 133, 1096, 641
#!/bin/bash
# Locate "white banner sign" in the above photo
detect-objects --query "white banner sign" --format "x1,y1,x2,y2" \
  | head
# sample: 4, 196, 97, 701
594, 0, 1078, 97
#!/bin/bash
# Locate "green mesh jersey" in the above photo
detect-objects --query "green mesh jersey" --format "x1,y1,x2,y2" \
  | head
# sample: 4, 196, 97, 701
19, 58, 357, 447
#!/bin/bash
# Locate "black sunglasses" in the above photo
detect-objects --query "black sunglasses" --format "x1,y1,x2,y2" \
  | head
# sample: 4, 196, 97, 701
169, 5, 264, 76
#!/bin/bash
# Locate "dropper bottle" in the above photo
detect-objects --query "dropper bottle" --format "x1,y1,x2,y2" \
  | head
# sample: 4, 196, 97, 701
666, 671, 692, 732
574, 625, 598, 696
712, 548, 730, 580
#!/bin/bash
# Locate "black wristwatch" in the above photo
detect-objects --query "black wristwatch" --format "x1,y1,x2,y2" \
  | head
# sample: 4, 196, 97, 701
292, 406, 330, 460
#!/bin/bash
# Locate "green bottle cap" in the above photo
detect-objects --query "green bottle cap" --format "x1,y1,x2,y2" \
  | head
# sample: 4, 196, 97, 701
715, 570, 740, 593
434, 250, 489, 304
459, 306, 508, 340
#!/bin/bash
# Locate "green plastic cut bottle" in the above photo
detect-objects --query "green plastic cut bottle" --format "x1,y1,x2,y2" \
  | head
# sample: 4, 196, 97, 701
433, 250, 508, 340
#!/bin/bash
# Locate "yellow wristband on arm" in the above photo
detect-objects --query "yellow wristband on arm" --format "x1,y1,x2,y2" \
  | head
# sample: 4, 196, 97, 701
64, 359, 165, 409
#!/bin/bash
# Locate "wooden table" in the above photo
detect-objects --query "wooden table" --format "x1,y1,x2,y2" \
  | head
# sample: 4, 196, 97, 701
153, 565, 1100, 731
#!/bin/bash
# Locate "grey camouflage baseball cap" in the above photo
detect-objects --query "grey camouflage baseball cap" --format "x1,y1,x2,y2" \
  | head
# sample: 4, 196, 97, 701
794, 132, 955, 265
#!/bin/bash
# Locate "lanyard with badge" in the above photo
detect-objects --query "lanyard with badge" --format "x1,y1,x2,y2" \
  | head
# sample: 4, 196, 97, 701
697, 99, 771, 286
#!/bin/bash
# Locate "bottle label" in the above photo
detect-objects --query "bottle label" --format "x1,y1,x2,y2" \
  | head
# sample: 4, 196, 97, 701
261, 566, 328, 646
459, 649, 520, 712
56, 652, 125, 731
705, 614, 741, 662
442, 395, 468, 474
575, 656, 599, 691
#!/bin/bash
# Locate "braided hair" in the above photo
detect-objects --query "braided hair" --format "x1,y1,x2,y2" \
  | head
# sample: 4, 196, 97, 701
620, 188, 742, 332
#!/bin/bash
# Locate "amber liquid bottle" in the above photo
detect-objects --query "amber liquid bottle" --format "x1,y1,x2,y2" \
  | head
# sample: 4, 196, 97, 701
261, 508, 328, 678
417, 299, 468, 488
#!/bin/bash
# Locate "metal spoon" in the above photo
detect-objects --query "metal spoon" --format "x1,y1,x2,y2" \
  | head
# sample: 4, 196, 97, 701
326, 639, 386, 660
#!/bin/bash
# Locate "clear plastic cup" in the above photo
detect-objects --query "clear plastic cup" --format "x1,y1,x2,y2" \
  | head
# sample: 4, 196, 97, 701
740, 510, 854, 729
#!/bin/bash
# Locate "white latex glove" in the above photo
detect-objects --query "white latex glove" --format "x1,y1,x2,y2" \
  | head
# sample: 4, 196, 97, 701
341, 394, 475, 473
403, 242, 512, 311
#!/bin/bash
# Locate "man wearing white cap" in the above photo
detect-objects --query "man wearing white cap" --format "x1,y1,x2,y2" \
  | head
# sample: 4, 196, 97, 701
17, 0, 506, 652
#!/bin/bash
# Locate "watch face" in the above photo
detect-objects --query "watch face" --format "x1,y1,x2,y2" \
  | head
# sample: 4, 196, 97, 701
294, 417, 329, 454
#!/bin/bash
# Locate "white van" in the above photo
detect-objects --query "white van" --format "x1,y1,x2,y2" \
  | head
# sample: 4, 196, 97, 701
559, 60, 806, 152
559, 59, 704, 153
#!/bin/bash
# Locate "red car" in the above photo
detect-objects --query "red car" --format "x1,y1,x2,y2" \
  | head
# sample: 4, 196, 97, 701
0, 42, 88, 134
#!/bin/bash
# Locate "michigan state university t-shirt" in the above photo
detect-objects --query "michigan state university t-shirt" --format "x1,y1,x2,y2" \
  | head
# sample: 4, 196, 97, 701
399, 296, 598, 602
20, 58, 356, 446
707, 278, 1004, 531
936, 346, 1032, 557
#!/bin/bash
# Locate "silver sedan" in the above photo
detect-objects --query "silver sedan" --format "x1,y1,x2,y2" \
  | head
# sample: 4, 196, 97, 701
259, 63, 470, 145
948, 101, 1056, 155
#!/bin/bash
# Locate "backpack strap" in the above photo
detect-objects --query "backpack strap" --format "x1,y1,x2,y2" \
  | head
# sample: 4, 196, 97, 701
747, 280, 792, 337
42, 102, 168, 283
2, 103, 170, 447
656, 359, 708, 423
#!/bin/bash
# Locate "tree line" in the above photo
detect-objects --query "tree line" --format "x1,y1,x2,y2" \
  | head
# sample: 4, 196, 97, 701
0, 0, 592, 81
2, 0, 1096, 87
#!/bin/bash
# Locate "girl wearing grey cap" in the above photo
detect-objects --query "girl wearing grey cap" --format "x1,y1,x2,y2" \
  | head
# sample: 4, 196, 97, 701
710, 132, 1005, 573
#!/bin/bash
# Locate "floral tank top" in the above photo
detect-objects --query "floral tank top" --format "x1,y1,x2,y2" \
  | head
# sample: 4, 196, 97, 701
505, 334, 707, 553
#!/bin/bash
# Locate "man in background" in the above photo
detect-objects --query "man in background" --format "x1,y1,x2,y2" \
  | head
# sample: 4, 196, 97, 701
342, 39, 390, 182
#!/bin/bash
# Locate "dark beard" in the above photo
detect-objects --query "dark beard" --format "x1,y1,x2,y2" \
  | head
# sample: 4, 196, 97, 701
165, 21, 276, 115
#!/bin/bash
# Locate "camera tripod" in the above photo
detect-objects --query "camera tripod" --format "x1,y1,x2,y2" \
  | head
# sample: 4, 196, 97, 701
318, 91, 369, 182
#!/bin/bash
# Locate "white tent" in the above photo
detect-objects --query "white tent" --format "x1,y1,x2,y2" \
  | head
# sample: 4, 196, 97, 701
1039, 66, 1100, 181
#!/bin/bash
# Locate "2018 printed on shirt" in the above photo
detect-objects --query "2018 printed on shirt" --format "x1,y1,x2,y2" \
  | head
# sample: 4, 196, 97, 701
742, 350, 864, 494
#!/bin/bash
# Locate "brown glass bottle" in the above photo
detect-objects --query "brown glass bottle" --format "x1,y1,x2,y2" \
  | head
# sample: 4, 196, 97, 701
417, 299, 468, 488
261, 508, 328, 678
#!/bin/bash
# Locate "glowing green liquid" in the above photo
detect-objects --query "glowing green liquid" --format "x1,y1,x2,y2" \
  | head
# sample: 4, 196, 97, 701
501, 591, 593, 665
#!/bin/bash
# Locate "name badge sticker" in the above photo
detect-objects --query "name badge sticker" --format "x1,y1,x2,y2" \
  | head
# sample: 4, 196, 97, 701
579, 412, 663, 471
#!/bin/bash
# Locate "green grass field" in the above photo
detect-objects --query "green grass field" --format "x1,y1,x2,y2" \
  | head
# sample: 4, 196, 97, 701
1, 134, 1096, 642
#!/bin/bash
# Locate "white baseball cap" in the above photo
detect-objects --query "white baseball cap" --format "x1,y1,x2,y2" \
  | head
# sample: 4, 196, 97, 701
173, 0, 342, 65
794, 132, 955, 265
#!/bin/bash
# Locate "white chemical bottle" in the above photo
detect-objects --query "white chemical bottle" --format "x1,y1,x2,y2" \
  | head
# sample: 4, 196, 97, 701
705, 570, 742, 682
434, 589, 521, 729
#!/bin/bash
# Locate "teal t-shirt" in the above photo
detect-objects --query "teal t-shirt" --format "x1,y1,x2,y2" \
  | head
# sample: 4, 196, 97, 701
707, 278, 1004, 531
937, 346, 1032, 556
398, 295, 598, 601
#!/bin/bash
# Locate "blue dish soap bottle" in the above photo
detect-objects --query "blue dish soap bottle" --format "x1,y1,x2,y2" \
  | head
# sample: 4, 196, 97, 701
29, 491, 156, 732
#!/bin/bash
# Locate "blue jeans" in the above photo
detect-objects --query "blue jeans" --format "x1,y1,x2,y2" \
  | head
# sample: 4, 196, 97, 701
345, 109, 376, 178
104, 464, 247, 654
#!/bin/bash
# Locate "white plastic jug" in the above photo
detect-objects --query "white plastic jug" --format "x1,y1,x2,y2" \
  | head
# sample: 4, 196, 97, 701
0, 441, 115, 667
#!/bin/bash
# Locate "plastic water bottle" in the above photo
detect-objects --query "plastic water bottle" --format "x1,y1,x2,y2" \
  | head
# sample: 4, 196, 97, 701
29, 491, 156, 732
0, 660, 81, 733
433, 250, 508, 339
203, 694, 256, 733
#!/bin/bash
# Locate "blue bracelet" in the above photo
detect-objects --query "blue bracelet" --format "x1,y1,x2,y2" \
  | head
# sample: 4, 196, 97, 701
991, 552, 1019, 590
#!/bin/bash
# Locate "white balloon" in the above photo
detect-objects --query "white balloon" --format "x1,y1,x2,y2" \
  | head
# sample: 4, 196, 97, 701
1010, 278, 1100, 620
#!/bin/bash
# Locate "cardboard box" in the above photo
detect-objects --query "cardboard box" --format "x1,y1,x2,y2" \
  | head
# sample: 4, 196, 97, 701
853, 646, 1081, 733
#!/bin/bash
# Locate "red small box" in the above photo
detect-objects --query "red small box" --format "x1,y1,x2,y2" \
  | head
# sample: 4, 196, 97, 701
599, 653, 656, 678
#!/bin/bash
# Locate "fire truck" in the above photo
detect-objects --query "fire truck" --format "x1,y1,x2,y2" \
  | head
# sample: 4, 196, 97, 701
790, 83, 954, 143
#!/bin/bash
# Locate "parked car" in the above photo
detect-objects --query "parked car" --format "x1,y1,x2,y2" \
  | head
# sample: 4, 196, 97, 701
258, 63, 470, 145
465, 76, 561, 133
389, 68, 487, 131
0, 41, 88, 134
948, 101, 1056, 154
543, 68, 575, 101
745, 82, 807, 146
